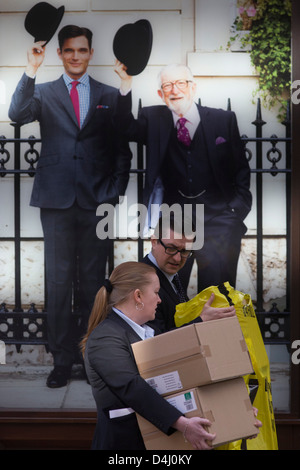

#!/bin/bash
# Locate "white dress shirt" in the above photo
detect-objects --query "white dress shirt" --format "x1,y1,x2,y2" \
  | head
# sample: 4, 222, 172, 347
172, 101, 200, 140
112, 307, 155, 340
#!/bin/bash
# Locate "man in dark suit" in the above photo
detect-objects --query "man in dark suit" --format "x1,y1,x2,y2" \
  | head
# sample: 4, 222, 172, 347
115, 62, 252, 292
143, 215, 236, 333
9, 26, 132, 387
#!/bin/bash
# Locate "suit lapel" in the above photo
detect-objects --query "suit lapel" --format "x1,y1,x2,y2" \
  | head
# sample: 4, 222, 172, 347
157, 268, 181, 304
198, 105, 217, 167
52, 75, 103, 130
52, 76, 79, 127
108, 310, 143, 343
158, 105, 219, 166
80, 76, 102, 130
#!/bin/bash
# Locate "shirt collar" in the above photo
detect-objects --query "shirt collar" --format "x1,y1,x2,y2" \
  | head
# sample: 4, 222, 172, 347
112, 307, 155, 340
148, 252, 176, 284
63, 72, 89, 87
171, 101, 200, 126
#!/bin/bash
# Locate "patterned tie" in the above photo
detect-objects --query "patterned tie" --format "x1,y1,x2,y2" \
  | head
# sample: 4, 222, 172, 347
177, 117, 191, 146
172, 274, 188, 303
70, 81, 80, 127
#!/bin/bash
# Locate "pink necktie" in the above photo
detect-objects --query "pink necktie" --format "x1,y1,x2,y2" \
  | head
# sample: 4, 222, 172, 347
177, 117, 191, 146
70, 81, 80, 127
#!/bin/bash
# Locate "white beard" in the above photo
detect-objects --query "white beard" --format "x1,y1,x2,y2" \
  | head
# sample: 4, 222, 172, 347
167, 96, 193, 117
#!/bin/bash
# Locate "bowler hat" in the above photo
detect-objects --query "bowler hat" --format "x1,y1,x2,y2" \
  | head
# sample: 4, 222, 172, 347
25, 2, 65, 45
113, 19, 153, 76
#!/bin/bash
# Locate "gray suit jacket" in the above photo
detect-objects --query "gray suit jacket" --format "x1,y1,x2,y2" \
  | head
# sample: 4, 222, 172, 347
9, 73, 132, 210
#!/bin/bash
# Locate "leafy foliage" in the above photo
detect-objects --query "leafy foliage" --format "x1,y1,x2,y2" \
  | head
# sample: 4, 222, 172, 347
229, 0, 291, 120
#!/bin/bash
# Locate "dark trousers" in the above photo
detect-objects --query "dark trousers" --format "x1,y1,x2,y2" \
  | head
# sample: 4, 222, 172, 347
179, 210, 247, 292
41, 203, 110, 367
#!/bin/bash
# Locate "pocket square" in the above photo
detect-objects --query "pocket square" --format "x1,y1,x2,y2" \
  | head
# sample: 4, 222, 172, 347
216, 136, 226, 145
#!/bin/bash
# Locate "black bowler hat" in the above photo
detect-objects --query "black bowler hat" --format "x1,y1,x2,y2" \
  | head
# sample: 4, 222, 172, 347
113, 19, 153, 76
25, 2, 65, 45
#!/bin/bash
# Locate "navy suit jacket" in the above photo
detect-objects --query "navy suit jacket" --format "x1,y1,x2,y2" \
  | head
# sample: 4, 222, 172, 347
115, 91, 252, 222
9, 74, 132, 210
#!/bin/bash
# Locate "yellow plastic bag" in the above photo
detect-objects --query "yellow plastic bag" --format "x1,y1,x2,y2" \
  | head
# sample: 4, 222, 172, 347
174, 282, 278, 450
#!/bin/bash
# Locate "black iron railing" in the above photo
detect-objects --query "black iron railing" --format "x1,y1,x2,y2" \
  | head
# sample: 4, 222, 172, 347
0, 98, 291, 350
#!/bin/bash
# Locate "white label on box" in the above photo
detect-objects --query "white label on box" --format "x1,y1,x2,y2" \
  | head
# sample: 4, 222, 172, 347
166, 391, 198, 414
145, 371, 183, 395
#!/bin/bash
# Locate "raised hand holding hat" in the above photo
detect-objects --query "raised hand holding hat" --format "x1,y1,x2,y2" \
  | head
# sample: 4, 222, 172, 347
113, 19, 153, 76
25, 2, 65, 45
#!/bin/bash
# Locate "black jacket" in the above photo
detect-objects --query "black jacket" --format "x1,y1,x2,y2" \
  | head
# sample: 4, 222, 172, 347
84, 310, 182, 450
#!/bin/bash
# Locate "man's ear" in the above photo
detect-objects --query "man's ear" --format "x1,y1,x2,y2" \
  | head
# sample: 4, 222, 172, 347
150, 235, 159, 249
191, 81, 197, 97
157, 89, 163, 100
57, 48, 62, 60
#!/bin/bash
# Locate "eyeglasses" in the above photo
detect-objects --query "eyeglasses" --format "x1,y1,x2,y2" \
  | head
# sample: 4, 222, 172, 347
159, 239, 193, 259
161, 80, 193, 93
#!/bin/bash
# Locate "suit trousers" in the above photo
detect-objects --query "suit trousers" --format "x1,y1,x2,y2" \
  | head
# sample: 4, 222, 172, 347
179, 209, 247, 292
41, 202, 110, 367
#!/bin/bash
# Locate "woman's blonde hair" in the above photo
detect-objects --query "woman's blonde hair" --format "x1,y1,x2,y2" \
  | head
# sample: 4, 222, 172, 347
80, 261, 156, 356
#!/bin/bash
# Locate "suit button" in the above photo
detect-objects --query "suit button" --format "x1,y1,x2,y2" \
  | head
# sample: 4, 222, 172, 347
73, 155, 77, 160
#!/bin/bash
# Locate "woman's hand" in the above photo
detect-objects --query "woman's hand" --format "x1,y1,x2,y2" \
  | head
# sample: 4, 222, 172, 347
173, 416, 216, 450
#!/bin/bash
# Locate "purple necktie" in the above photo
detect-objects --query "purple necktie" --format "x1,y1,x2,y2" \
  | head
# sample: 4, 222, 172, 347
70, 81, 80, 127
177, 117, 191, 146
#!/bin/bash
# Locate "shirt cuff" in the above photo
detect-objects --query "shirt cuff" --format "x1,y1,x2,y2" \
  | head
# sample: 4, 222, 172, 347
119, 88, 131, 96
25, 71, 36, 79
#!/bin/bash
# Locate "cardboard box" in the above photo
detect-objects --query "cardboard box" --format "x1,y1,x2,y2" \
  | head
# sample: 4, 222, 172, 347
132, 317, 253, 396
137, 377, 258, 449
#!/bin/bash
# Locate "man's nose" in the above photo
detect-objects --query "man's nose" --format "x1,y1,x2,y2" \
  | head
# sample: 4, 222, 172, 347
172, 251, 182, 261
171, 83, 181, 93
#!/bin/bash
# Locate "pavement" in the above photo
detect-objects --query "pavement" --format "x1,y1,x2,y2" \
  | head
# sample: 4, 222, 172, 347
0, 364, 96, 410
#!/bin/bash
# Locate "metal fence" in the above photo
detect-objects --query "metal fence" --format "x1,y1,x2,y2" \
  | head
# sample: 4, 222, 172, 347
0, 98, 291, 351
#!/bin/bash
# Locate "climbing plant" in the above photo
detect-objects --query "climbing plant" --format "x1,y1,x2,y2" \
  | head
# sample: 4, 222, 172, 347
228, 0, 291, 120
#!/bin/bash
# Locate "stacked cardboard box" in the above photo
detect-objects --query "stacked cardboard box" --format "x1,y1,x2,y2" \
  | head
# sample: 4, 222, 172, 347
132, 316, 258, 449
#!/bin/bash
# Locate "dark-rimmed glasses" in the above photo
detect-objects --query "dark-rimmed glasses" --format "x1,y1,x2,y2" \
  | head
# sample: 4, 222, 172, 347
159, 239, 193, 259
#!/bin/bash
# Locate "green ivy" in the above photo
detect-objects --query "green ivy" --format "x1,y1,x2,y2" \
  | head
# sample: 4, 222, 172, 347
229, 0, 291, 121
